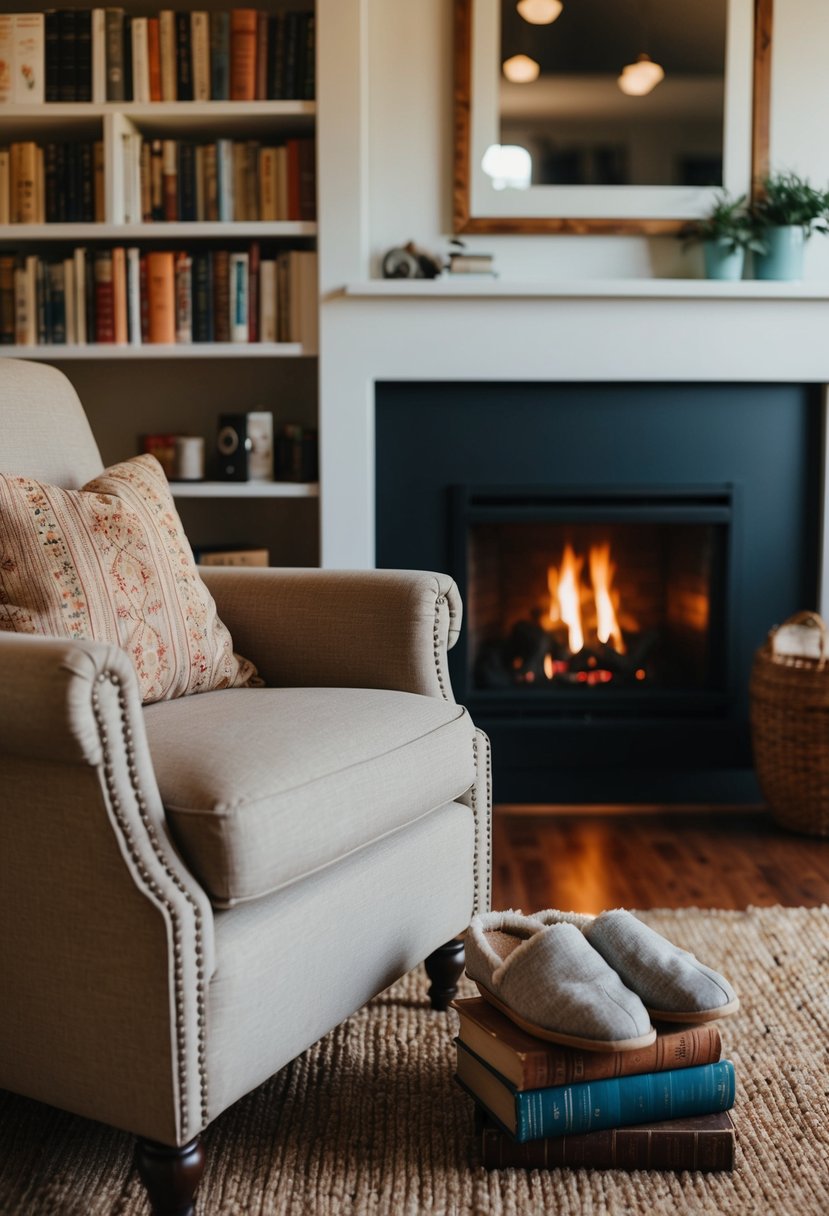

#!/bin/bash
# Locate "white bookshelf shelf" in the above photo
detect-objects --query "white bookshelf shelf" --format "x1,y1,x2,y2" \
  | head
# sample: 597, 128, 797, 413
0, 222, 317, 240
1, 343, 311, 359
0, 100, 316, 121
171, 481, 319, 498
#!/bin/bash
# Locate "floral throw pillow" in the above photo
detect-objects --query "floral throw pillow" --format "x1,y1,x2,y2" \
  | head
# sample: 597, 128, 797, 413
0, 454, 259, 703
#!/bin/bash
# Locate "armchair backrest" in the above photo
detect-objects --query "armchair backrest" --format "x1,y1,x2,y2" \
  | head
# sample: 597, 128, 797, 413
0, 359, 103, 488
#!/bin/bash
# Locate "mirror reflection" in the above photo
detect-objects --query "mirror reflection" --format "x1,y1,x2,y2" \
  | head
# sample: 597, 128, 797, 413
496, 0, 728, 189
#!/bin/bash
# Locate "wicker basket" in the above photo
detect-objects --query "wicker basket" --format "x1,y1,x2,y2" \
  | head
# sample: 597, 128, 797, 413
750, 611, 829, 836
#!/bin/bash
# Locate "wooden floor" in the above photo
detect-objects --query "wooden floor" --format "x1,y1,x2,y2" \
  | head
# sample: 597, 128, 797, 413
491, 808, 829, 912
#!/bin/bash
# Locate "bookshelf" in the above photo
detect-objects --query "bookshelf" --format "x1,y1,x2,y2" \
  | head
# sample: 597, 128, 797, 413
0, 0, 320, 566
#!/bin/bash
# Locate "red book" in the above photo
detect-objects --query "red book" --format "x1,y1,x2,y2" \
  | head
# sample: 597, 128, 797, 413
93, 251, 115, 343
255, 10, 268, 100
212, 250, 230, 343
147, 17, 162, 102
286, 137, 300, 221
230, 10, 257, 101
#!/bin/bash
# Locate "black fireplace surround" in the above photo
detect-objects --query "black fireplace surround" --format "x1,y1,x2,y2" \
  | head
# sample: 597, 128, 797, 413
376, 383, 820, 804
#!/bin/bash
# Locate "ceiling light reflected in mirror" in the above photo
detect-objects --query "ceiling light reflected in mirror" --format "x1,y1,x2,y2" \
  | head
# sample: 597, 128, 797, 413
502, 53, 541, 82
516, 0, 563, 24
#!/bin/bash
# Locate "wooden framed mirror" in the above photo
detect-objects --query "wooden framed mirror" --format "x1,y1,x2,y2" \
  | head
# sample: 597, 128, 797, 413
453, 0, 772, 234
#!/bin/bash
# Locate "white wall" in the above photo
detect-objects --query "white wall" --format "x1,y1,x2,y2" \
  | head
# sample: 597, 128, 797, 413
366, 0, 829, 281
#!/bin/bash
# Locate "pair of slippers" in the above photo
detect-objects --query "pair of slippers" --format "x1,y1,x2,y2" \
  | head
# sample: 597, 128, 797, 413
465, 908, 739, 1053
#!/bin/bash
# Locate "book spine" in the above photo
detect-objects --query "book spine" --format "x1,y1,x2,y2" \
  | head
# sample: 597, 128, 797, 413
139, 252, 149, 343
121, 12, 133, 100
46, 261, 64, 344
0, 15, 12, 104
92, 9, 107, 104
191, 249, 212, 343
14, 13, 45, 104
516, 1061, 737, 1144
15, 141, 37, 225
174, 251, 192, 344
112, 245, 127, 344
203, 143, 218, 221
159, 10, 176, 101
162, 139, 178, 221
229, 251, 248, 342
44, 143, 58, 224
191, 11, 210, 102
526, 1024, 721, 1091
255, 10, 268, 101
150, 139, 163, 220
283, 12, 300, 99
80, 140, 94, 223
286, 138, 301, 221
268, 13, 285, 99
147, 16, 162, 101
105, 7, 125, 102
229, 9, 257, 102
58, 10, 77, 103
146, 250, 175, 344
44, 10, 59, 103
177, 142, 196, 222
140, 139, 152, 221
212, 249, 230, 342
131, 16, 150, 104
248, 240, 259, 342
297, 138, 316, 221
126, 246, 141, 345
93, 140, 105, 222
94, 251, 115, 343
175, 11, 193, 101
302, 13, 315, 100
73, 247, 87, 344
62, 257, 75, 344
0, 256, 15, 343
481, 1121, 735, 1171
0, 150, 8, 226
210, 11, 229, 100
216, 138, 233, 221
76, 9, 93, 102
259, 258, 276, 343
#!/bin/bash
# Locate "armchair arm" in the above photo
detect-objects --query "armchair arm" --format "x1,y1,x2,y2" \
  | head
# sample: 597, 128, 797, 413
0, 633, 214, 1145
200, 567, 463, 700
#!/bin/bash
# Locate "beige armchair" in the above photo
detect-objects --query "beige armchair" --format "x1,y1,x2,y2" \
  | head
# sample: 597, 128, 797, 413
0, 360, 491, 1215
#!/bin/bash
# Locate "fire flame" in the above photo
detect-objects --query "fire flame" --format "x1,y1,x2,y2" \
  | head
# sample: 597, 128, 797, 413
548, 541, 626, 655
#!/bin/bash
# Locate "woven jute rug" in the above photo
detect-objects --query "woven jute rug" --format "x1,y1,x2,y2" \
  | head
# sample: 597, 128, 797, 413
1, 905, 828, 1215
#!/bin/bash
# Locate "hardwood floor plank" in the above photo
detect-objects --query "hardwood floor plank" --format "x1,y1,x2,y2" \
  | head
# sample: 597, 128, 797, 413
491, 809, 829, 912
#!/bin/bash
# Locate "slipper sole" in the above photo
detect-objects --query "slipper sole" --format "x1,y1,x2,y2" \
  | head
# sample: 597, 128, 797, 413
646, 996, 741, 1024
474, 981, 658, 1053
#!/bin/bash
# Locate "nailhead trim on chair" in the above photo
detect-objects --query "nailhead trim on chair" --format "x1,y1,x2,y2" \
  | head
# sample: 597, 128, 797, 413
433, 596, 450, 702
90, 671, 209, 1139
469, 731, 493, 916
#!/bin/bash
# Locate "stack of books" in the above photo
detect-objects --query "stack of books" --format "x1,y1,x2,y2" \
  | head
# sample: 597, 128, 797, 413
444, 249, 496, 278
453, 997, 737, 1171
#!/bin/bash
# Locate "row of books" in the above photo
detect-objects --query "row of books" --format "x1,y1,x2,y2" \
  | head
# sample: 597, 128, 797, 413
0, 140, 104, 224
124, 136, 315, 224
453, 997, 737, 1171
0, 9, 315, 104
1, 245, 318, 347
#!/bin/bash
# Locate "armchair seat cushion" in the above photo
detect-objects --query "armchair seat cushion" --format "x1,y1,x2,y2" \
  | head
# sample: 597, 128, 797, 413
143, 687, 477, 907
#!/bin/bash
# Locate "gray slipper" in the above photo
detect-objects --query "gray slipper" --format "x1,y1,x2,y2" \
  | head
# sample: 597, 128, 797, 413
531, 908, 740, 1024
464, 910, 656, 1052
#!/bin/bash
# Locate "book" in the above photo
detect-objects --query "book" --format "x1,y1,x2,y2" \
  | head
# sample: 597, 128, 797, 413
453, 997, 723, 1090
191, 249, 212, 342
162, 139, 177, 220
212, 249, 230, 342
122, 12, 132, 100
58, 9, 77, 103
210, 11, 230, 100
131, 16, 150, 104
145, 250, 175, 344
126, 246, 141, 345
43, 9, 59, 102
158, 9, 176, 101
13, 13, 44, 103
191, 11, 210, 102
197, 546, 269, 568
480, 1110, 735, 1171
147, 15, 161, 101
174, 250, 192, 343
76, 9, 92, 102
175, 10, 192, 101
0, 255, 15, 343
92, 8, 107, 103
0, 149, 8, 225
93, 250, 115, 343
112, 245, 127, 344
230, 9, 257, 102
105, 7, 125, 102
455, 1041, 737, 1143
229, 251, 249, 342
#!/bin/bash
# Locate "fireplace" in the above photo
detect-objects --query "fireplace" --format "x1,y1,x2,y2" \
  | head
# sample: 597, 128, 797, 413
459, 486, 732, 713
375, 381, 820, 803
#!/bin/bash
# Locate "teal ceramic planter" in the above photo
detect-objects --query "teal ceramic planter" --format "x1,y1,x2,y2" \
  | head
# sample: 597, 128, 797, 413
754, 225, 807, 280
702, 240, 745, 281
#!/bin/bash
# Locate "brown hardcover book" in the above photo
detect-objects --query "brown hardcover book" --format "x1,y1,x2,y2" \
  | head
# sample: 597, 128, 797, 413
480, 1111, 735, 1172
147, 17, 162, 101
212, 249, 230, 342
452, 997, 722, 1091
112, 246, 127, 344
0, 254, 15, 344
296, 137, 316, 221
198, 547, 269, 568
229, 9, 257, 101
93, 251, 115, 343
145, 250, 175, 344
255, 9, 268, 100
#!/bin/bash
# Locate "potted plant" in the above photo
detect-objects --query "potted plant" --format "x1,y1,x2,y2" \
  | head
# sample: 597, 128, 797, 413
681, 192, 761, 281
752, 171, 829, 280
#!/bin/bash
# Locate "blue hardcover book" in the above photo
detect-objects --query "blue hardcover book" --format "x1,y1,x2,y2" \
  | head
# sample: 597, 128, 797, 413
456, 1041, 736, 1144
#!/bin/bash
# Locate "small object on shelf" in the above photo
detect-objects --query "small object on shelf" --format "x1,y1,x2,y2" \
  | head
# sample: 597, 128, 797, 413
142, 432, 178, 478
216, 412, 254, 481
275, 422, 317, 482
445, 239, 496, 277
382, 240, 443, 280
196, 545, 269, 568
246, 410, 274, 482
172, 435, 205, 482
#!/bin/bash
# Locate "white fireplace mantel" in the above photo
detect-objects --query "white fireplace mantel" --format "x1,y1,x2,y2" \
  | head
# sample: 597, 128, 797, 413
318, 284, 829, 610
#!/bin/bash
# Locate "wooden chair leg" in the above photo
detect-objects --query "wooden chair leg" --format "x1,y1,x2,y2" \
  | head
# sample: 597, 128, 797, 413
135, 1137, 205, 1216
424, 937, 465, 1011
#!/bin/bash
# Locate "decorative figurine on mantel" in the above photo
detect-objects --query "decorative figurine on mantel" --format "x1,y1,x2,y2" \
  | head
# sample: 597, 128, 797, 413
382, 240, 444, 279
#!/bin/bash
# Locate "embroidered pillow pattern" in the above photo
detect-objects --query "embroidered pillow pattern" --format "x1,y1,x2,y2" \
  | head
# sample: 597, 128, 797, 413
0, 454, 258, 703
